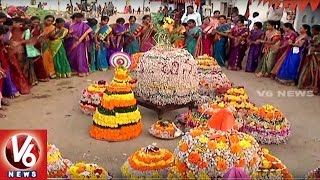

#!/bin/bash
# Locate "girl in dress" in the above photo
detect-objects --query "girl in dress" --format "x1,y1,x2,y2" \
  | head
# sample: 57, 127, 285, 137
255, 21, 281, 77
123, 16, 140, 54
245, 22, 264, 72
201, 17, 214, 56
271, 23, 298, 78
277, 24, 310, 85
186, 19, 202, 57
298, 25, 320, 90
227, 19, 249, 70
48, 18, 72, 78
95, 16, 112, 71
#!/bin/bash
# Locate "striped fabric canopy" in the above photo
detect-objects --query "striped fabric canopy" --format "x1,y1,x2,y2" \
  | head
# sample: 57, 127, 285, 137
257, 0, 320, 11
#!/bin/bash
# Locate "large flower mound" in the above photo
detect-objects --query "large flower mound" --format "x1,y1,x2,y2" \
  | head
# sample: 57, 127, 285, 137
121, 144, 174, 179
197, 55, 232, 95
47, 144, 72, 178
135, 47, 199, 106
244, 104, 291, 144
79, 80, 108, 116
252, 148, 293, 179
66, 162, 112, 179
168, 128, 262, 179
90, 67, 142, 141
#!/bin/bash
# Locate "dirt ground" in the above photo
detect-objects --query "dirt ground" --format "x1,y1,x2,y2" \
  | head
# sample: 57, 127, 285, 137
1, 68, 319, 178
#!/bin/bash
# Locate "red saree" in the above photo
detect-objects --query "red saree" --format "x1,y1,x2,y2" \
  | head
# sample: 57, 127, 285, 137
134, 24, 155, 52
201, 25, 214, 56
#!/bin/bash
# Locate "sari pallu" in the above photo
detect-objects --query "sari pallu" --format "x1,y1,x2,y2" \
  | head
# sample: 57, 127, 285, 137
42, 25, 56, 78
65, 21, 93, 76
245, 29, 264, 72
186, 26, 202, 58
227, 27, 249, 70
134, 24, 155, 52
123, 23, 140, 54
298, 35, 320, 89
256, 30, 281, 75
31, 26, 49, 81
23, 29, 40, 85
96, 25, 112, 71
214, 23, 231, 67
277, 36, 309, 84
201, 25, 214, 56
271, 31, 298, 76
48, 27, 72, 78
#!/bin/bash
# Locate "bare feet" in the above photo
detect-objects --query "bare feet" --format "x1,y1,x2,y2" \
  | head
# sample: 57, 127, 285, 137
0, 112, 6, 118
10, 92, 20, 99
255, 72, 263, 77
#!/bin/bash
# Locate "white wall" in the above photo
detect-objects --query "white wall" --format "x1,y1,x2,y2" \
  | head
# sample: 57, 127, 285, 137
294, 5, 320, 31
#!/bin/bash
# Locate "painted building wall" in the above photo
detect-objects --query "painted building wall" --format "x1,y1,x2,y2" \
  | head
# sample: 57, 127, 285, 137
294, 5, 320, 31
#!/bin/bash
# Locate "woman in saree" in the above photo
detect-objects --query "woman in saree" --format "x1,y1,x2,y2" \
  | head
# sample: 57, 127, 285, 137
255, 21, 281, 77
245, 22, 264, 72
109, 18, 126, 55
227, 19, 249, 70
201, 17, 214, 56
186, 19, 202, 57
42, 15, 56, 79
65, 13, 93, 77
134, 15, 155, 52
0, 25, 9, 117
30, 16, 49, 81
23, 19, 40, 86
298, 25, 320, 90
270, 23, 298, 78
86, 18, 99, 72
123, 16, 140, 54
276, 24, 310, 85
5, 18, 30, 94
213, 15, 231, 67
48, 18, 71, 78
95, 16, 112, 71
173, 19, 186, 48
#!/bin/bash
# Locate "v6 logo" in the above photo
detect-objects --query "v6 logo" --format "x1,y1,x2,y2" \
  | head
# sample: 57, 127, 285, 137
5, 134, 40, 169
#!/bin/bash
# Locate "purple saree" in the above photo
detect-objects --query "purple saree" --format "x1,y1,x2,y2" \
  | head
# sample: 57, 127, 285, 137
109, 24, 126, 56
64, 21, 94, 76
245, 29, 264, 72
227, 26, 249, 70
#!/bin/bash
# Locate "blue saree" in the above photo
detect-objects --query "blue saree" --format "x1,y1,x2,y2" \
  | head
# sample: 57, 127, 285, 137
123, 23, 140, 55
214, 23, 231, 67
96, 25, 112, 71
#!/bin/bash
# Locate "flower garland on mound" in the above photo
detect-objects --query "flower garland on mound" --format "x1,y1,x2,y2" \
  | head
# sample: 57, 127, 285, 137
90, 66, 142, 141
306, 166, 320, 179
168, 111, 262, 179
80, 80, 108, 116
197, 55, 232, 95
252, 148, 293, 179
244, 104, 291, 144
47, 144, 73, 178
183, 104, 245, 131
121, 143, 174, 179
149, 120, 183, 139
66, 162, 112, 179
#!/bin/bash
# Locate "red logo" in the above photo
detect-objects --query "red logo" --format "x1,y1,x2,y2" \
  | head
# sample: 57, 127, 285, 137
0, 130, 47, 180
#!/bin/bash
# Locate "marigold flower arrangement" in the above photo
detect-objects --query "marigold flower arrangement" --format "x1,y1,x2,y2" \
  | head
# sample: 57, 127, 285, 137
135, 47, 199, 106
149, 120, 183, 139
197, 55, 232, 95
251, 148, 293, 179
80, 80, 108, 116
168, 128, 262, 179
129, 52, 144, 84
66, 162, 112, 179
121, 143, 174, 179
244, 104, 291, 144
306, 166, 320, 180
90, 66, 142, 141
47, 144, 73, 178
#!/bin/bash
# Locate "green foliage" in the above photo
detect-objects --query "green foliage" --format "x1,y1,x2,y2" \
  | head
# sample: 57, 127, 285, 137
26, 7, 54, 21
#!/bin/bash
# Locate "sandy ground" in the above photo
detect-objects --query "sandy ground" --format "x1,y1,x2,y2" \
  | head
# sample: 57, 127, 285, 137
1, 68, 320, 178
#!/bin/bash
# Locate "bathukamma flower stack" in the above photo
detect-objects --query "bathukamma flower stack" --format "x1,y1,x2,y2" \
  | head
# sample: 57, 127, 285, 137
135, 47, 199, 106
90, 66, 142, 141
47, 144, 72, 178
66, 162, 112, 179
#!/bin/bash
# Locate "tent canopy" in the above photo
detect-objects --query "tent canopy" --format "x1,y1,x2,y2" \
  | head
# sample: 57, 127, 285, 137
257, 0, 320, 11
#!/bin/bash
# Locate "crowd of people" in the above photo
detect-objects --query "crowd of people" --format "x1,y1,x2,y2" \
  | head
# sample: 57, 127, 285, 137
0, 3, 318, 117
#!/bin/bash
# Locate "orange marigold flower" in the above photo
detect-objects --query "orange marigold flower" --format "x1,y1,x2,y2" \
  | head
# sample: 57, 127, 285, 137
230, 143, 242, 154
217, 161, 228, 171
207, 140, 217, 150
190, 129, 203, 137
229, 135, 240, 144
216, 136, 227, 143
177, 161, 187, 173
188, 152, 201, 164
180, 143, 189, 152
235, 159, 246, 167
